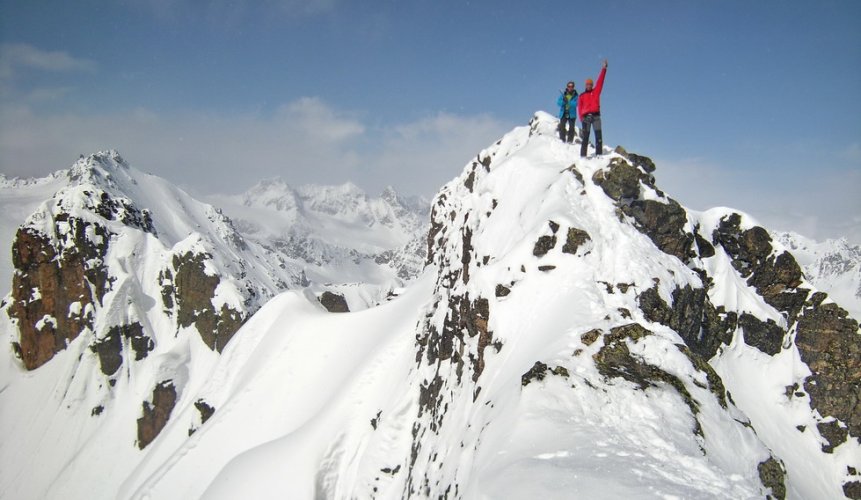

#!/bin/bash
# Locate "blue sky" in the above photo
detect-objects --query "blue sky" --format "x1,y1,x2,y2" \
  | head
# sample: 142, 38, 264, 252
1, 0, 860, 242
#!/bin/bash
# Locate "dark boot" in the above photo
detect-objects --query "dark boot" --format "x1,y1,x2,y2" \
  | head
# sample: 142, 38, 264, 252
566, 128, 576, 143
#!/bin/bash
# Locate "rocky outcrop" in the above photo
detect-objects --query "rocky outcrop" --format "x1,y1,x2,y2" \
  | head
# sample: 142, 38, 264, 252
592, 154, 697, 263
758, 457, 787, 500
561, 227, 591, 255
319, 291, 350, 313
711, 213, 861, 462
89, 322, 153, 376
594, 324, 704, 436
795, 299, 861, 441
638, 282, 736, 360
137, 381, 177, 449
713, 214, 809, 322
167, 252, 245, 353
9, 219, 110, 370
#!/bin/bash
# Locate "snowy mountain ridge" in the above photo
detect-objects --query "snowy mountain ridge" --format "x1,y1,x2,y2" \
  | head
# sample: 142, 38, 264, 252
0, 150, 428, 499
773, 231, 861, 320
209, 176, 428, 281
1, 113, 860, 499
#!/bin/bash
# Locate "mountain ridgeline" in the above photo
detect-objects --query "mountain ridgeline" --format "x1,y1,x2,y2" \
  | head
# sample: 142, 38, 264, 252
0, 112, 859, 499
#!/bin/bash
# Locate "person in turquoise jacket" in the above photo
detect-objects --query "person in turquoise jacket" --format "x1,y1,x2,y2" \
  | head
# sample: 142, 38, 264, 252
557, 81, 578, 143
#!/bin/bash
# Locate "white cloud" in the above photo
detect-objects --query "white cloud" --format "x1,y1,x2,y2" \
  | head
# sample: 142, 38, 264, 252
0, 99, 511, 201
0, 43, 96, 80
656, 157, 861, 244
369, 112, 513, 195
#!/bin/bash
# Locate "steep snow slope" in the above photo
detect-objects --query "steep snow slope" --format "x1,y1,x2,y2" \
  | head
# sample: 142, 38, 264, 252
119, 112, 859, 499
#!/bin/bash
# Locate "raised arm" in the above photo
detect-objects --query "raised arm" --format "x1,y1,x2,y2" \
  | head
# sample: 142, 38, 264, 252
594, 60, 607, 95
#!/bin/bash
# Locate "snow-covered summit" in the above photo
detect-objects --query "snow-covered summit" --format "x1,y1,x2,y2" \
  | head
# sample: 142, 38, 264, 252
2, 114, 859, 499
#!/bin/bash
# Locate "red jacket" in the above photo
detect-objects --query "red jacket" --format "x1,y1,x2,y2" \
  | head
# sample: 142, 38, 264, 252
577, 66, 606, 120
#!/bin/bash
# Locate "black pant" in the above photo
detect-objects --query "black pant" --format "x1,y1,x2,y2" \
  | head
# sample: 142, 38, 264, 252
580, 113, 602, 157
558, 116, 576, 143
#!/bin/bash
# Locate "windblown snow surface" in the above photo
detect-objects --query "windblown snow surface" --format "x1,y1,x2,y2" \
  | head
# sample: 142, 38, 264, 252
1, 112, 859, 499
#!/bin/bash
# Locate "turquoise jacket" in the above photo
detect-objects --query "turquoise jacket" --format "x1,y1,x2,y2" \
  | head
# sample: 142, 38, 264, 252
557, 90, 578, 119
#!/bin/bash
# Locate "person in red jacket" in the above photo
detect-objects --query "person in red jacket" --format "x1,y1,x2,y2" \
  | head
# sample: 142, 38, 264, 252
578, 59, 608, 158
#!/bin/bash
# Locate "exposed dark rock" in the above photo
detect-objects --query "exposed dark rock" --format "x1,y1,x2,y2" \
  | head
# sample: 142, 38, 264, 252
464, 165, 476, 192
638, 283, 736, 360
694, 230, 715, 258
521, 361, 570, 386
564, 164, 585, 185
795, 301, 861, 440
124, 323, 154, 361
757, 457, 786, 500
91, 405, 104, 416
159, 269, 175, 311
426, 199, 446, 265
581, 329, 602, 346
194, 399, 216, 425
624, 199, 694, 262
532, 235, 557, 257
137, 381, 177, 449
591, 156, 694, 262
418, 373, 445, 432
613, 146, 657, 173
817, 420, 849, 453
89, 322, 153, 372
521, 361, 549, 386
538, 265, 556, 272
89, 191, 156, 234
9, 218, 110, 370
381, 465, 401, 475
676, 344, 728, 408
461, 226, 473, 284
171, 252, 245, 353
418, 294, 498, 385
713, 214, 809, 321
495, 284, 511, 297
845, 481, 861, 500
562, 227, 591, 255
738, 313, 785, 355
592, 157, 646, 202
90, 328, 123, 375
319, 291, 350, 313
594, 323, 703, 437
